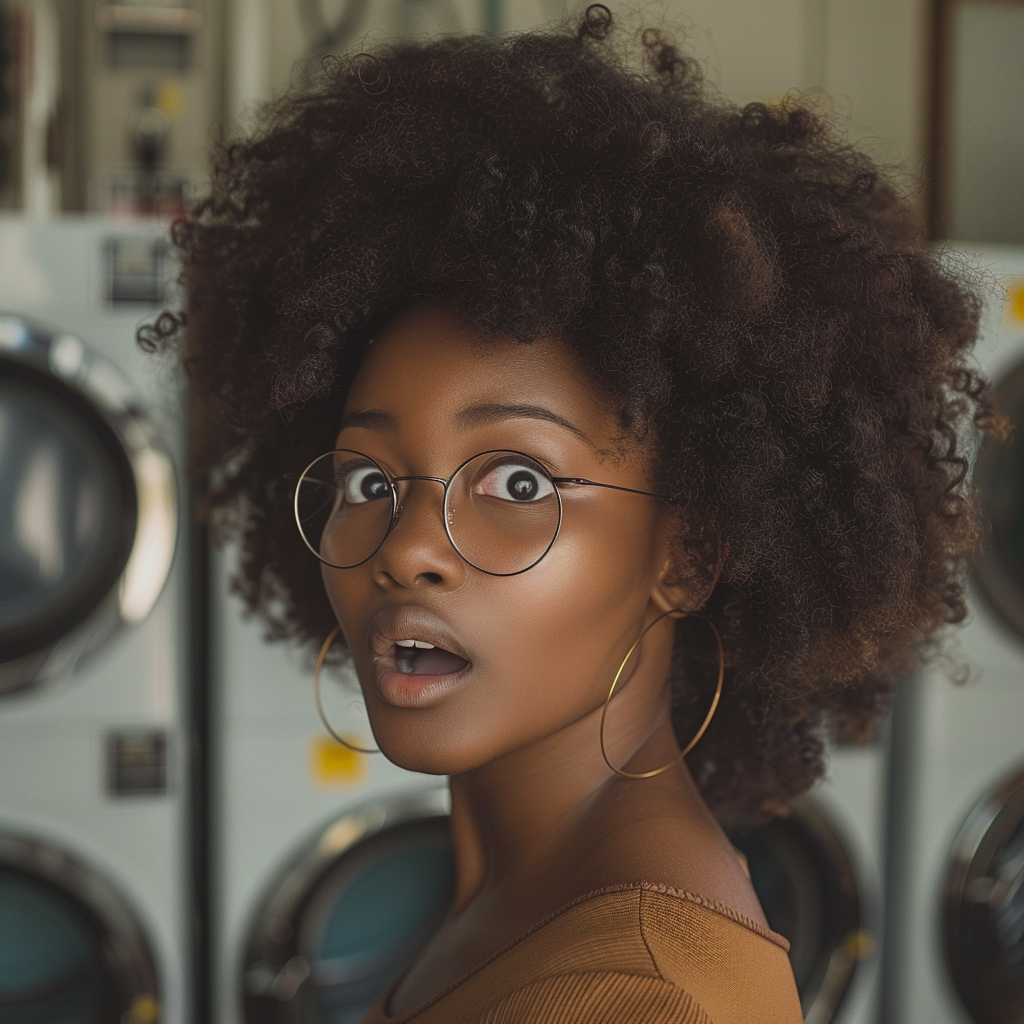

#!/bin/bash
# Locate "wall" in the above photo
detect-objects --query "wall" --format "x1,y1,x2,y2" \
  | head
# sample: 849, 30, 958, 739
225, 0, 930, 193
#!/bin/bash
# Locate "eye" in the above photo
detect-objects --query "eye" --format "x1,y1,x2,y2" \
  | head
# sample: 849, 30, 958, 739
474, 461, 555, 502
342, 464, 391, 504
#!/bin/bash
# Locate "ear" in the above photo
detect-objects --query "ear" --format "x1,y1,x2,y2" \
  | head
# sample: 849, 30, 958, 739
649, 579, 691, 617
649, 514, 728, 615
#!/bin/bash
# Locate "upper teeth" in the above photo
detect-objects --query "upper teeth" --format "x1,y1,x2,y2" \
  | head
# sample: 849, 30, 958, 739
396, 639, 435, 648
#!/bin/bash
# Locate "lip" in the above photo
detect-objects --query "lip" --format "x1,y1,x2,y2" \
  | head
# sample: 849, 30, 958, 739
368, 605, 474, 709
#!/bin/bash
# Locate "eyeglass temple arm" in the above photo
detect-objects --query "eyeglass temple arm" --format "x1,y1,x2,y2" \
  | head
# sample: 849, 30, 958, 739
551, 477, 675, 503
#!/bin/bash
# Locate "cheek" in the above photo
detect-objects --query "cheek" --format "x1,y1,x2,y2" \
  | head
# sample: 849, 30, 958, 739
320, 564, 373, 654
484, 503, 663, 718
315, 503, 665, 771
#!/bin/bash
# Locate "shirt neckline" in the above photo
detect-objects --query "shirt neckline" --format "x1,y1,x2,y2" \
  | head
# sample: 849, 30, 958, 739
377, 879, 790, 1023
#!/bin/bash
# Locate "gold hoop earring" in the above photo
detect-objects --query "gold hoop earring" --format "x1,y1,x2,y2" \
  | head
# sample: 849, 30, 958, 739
313, 625, 381, 755
600, 609, 724, 780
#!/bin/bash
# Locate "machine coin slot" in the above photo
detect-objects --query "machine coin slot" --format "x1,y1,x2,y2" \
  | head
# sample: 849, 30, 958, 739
106, 237, 170, 305
107, 730, 168, 796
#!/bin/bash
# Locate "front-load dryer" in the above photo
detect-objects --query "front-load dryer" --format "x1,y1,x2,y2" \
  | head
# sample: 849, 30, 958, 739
883, 243, 1024, 1024
727, 736, 887, 1024
211, 548, 457, 1024
0, 217, 190, 1024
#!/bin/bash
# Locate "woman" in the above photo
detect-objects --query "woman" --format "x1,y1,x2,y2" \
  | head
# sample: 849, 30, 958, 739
146, 8, 1001, 1021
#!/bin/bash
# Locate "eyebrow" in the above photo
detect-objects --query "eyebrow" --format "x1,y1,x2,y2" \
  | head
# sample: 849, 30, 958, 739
454, 403, 594, 446
338, 409, 396, 432
338, 403, 594, 446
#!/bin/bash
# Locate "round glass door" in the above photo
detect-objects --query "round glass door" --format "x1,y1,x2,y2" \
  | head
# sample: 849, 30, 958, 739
728, 797, 868, 1024
0, 870, 112, 1022
0, 361, 137, 669
244, 791, 456, 1024
0, 833, 160, 1024
0, 314, 176, 695
944, 762, 1024, 1024
974, 358, 1024, 639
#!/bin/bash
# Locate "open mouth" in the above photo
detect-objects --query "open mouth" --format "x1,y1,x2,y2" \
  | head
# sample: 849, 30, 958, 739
393, 641, 470, 676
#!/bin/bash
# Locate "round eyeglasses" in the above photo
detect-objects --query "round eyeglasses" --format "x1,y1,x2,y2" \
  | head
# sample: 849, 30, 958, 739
294, 449, 671, 577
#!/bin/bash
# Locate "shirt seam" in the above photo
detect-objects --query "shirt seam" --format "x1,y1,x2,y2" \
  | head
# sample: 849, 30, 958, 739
637, 887, 665, 981
634, 881, 790, 951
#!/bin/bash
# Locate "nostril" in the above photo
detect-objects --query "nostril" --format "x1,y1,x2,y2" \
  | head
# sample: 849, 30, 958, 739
417, 571, 443, 585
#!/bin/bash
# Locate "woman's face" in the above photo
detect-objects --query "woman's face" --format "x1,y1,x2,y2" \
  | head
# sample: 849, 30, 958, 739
321, 301, 680, 775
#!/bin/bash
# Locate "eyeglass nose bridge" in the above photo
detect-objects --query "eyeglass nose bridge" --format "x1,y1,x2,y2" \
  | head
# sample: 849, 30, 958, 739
398, 459, 563, 577
392, 474, 449, 487
380, 473, 468, 575
387, 472, 450, 528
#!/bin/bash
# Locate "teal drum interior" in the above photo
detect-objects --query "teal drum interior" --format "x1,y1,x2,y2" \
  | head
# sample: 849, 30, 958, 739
0, 834, 159, 1024
244, 813, 456, 1024
0, 869, 113, 1023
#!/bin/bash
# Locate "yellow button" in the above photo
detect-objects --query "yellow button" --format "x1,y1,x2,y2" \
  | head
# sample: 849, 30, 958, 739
1008, 280, 1024, 327
311, 734, 366, 786
156, 83, 183, 120
125, 994, 159, 1024
844, 929, 877, 960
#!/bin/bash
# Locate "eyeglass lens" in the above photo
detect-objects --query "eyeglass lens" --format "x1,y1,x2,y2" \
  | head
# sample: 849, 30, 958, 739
294, 450, 562, 575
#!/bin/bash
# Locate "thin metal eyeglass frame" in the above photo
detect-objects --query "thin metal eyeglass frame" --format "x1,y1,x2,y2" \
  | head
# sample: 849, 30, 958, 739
294, 447, 674, 577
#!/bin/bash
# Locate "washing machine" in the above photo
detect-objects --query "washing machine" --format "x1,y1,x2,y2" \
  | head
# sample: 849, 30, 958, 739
0, 216, 191, 1024
724, 735, 886, 1024
882, 243, 1024, 1024
211, 546, 456, 1024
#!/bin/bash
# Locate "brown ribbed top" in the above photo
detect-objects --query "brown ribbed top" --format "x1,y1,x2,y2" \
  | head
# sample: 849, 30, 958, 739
360, 882, 802, 1024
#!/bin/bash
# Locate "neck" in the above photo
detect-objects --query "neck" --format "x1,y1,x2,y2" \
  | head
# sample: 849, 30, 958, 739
445, 625, 685, 914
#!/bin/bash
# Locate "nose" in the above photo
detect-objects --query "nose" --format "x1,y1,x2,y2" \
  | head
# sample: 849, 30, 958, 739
373, 478, 465, 589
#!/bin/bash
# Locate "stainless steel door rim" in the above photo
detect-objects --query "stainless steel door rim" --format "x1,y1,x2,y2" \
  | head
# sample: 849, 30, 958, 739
0, 314, 176, 695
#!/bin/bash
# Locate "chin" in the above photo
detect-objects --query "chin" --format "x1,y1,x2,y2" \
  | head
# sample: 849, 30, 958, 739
377, 747, 478, 778
372, 722, 499, 777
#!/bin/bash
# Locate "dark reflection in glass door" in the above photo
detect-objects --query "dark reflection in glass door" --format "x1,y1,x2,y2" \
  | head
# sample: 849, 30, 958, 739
974, 361, 1024, 639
